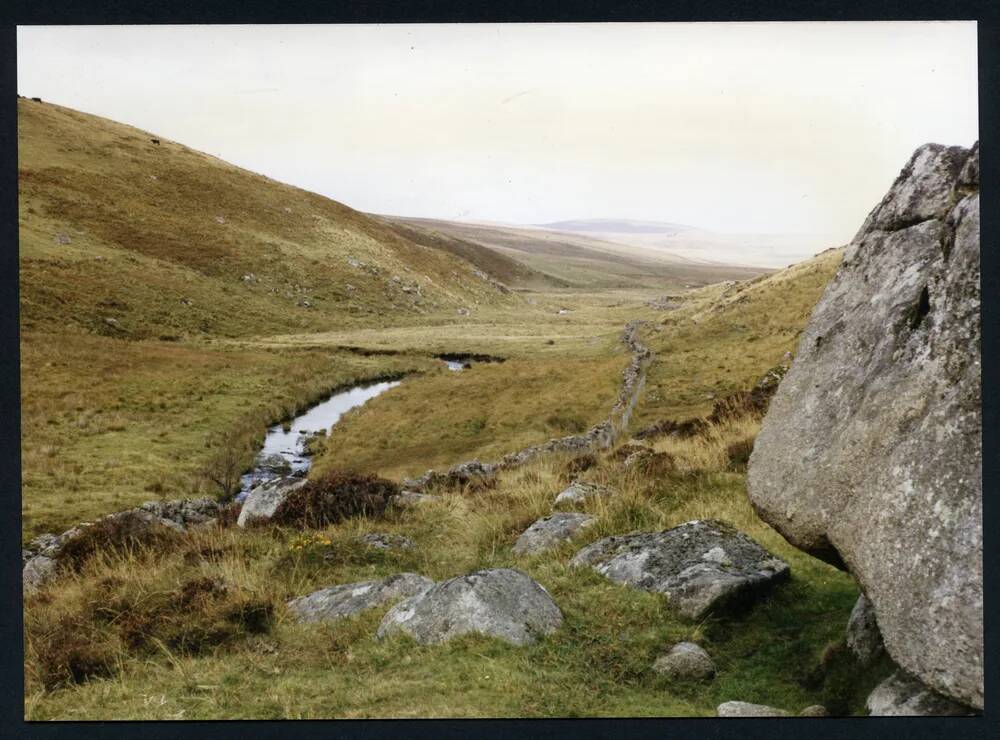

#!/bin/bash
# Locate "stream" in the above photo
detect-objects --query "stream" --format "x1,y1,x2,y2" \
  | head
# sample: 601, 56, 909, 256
236, 359, 466, 500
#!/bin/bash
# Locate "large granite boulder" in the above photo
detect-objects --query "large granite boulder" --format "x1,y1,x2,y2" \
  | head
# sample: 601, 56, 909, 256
286, 573, 433, 623
512, 512, 596, 555
569, 520, 789, 619
746, 142, 982, 708
237, 476, 307, 527
376, 568, 562, 646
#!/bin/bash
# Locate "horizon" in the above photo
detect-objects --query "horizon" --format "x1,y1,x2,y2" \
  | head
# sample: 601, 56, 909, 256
17, 22, 978, 263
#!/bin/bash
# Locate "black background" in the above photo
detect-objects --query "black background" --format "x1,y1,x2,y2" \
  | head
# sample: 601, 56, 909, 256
0, 2, 995, 739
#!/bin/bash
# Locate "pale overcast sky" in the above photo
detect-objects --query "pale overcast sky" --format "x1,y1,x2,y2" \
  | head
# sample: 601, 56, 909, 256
17, 23, 978, 242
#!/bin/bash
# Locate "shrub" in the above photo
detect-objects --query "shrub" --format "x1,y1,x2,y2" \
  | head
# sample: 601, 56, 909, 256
560, 453, 597, 478
58, 511, 183, 572
95, 576, 273, 656
30, 614, 118, 689
726, 437, 756, 471
268, 469, 399, 529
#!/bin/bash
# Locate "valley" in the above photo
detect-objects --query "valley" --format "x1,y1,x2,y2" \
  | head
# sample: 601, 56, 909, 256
18, 97, 904, 720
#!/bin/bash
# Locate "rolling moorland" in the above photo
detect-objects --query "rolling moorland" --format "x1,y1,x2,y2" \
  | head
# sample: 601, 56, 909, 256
19, 97, 979, 720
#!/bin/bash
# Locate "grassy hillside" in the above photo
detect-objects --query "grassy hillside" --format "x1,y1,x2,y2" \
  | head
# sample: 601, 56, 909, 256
372, 215, 565, 291
384, 216, 769, 289
633, 248, 843, 427
18, 99, 518, 340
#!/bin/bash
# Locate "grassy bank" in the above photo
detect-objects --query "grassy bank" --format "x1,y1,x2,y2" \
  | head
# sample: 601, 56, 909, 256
24, 409, 887, 719
20, 331, 433, 538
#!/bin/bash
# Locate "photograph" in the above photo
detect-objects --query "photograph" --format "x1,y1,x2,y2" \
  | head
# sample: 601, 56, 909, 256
15, 20, 981, 721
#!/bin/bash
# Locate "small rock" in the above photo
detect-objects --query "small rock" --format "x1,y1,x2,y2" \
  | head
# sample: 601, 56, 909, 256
512, 512, 596, 555
554, 481, 616, 507
376, 568, 562, 646
717, 701, 790, 717
357, 533, 415, 550
799, 705, 830, 717
846, 593, 884, 665
54, 233, 71, 245
392, 491, 440, 508
23, 555, 58, 594
256, 453, 292, 476
866, 671, 975, 716
456, 307, 471, 316
652, 642, 716, 681
237, 476, 307, 527
215, 215, 226, 224
570, 520, 789, 619
287, 573, 433, 623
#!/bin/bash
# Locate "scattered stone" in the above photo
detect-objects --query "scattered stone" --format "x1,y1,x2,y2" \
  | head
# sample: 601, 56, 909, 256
138, 498, 219, 528
215, 215, 226, 224
376, 568, 562, 646
392, 490, 440, 508
512, 512, 596, 555
22, 555, 58, 595
799, 705, 830, 717
237, 476, 307, 527
866, 671, 975, 716
356, 533, 415, 550
256, 453, 292, 476
846, 593, 884, 665
717, 701, 790, 717
554, 481, 616, 507
570, 520, 789, 619
747, 142, 982, 708
287, 573, 433, 624
456, 307, 471, 316
652, 642, 716, 681
54, 233, 71, 245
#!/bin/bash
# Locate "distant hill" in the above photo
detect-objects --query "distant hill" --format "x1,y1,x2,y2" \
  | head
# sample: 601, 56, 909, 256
383, 216, 768, 289
537, 218, 696, 235
17, 99, 517, 341
536, 218, 838, 270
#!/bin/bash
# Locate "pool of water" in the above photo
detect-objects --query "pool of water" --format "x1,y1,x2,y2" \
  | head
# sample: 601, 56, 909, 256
236, 378, 401, 499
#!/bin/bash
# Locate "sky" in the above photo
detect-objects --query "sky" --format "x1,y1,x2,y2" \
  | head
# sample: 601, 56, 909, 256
17, 23, 978, 247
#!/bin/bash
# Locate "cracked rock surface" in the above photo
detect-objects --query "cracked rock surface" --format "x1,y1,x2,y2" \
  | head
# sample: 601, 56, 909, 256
376, 568, 562, 646
287, 573, 433, 623
747, 142, 981, 708
569, 520, 789, 619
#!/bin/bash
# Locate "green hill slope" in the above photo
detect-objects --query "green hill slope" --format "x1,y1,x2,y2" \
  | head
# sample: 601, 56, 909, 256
17, 99, 517, 340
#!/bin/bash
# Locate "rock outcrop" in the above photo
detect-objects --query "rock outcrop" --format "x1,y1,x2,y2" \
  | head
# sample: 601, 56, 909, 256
376, 568, 562, 646
237, 476, 307, 528
746, 142, 981, 708
286, 573, 433, 623
22, 499, 217, 593
512, 512, 596, 555
569, 520, 789, 619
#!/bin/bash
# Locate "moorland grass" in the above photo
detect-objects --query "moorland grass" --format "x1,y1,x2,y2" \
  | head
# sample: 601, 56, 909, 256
23, 411, 887, 719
